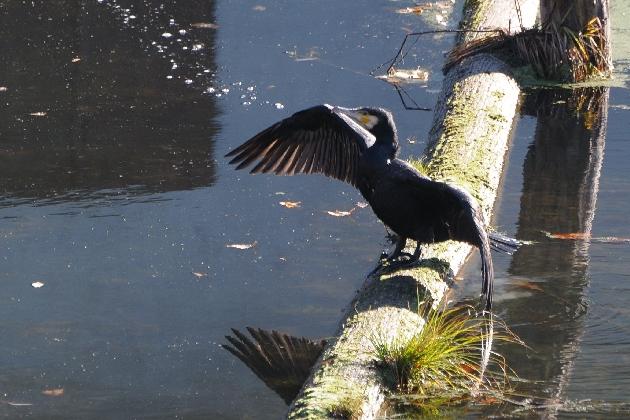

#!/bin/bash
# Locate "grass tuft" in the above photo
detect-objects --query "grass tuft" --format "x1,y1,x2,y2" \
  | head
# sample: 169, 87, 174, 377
371, 303, 523, 414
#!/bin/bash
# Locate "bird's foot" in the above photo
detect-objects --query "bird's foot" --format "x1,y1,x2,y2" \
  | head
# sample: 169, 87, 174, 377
369, 255, 420, 277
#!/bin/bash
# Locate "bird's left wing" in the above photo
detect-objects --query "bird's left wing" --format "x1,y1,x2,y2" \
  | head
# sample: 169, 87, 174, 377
225, 104, 375, 187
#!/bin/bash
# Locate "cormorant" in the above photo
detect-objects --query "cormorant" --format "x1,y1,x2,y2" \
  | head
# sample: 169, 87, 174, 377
226, 104, 519, 311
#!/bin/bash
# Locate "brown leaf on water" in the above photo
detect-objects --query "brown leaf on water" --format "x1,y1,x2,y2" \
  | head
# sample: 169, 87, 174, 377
192, 271, 207, 278
545, 231, 630, 243
191, 22, 219, 29
42, 388, 64, 397
547, 232, 590, 240
326, 208, 356, 217
395, 5, 429, 14
279, 201, 301, 209
477, 395, 500, 405
226, 241, 257, 250
511, 280, 544, 293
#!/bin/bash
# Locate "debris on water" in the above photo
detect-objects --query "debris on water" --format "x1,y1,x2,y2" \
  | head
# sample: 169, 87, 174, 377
356, 202, 368, 208
5, 401, 33, 407
279, 201, 301, 209
274, 103, 285, 110
326, 208, 356, 217
32, 281, 45, 288
511, 279, 545, 292
544, 231, 630, 244
192, 271, 208, 278
162, 32, 173, 38
377, 67, 429, 84
285, 48, 320, 62
191, 22, 219, 29
226, 241, 257, 250
42, 388, 64, 397
395, 5, 429, 14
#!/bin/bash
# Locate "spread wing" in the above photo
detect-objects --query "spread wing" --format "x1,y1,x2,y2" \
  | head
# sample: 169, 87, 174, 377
225, 104, 376, 187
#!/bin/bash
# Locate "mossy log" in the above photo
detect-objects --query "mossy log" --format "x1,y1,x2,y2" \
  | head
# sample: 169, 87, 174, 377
287, 2, 538, 418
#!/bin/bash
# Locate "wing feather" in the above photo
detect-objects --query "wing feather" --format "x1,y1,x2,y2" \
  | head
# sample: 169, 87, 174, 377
225, 104, 375, 187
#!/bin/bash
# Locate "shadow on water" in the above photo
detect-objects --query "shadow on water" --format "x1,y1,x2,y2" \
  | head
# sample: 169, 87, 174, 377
0, 0, 220, 205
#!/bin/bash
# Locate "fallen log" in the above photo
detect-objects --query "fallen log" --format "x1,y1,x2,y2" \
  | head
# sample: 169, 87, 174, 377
287, 1, 538, 418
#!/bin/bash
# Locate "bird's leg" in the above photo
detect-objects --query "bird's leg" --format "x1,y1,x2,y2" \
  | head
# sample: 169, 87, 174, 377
370, 235, 408, 276
386, 235, 407, 261
385, 241, 422, 271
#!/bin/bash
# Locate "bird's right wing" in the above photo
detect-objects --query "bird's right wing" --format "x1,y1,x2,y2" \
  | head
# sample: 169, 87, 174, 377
225, 104, 375, 187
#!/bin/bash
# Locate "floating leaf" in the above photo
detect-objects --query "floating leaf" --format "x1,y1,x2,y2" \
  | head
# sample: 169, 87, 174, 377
395, 5, 428, 14
511, 280, 544, 292
31, 281, 45, 288
376, 67, 429, 84
42, 388, 64, 397
226, 241, 257, 250
279, 201, 301, 209
544, 231, 630, 244
192, 271, 207, 278
191, 22, 219, 29
326, 208, 355, 217
5, 402, 33, 407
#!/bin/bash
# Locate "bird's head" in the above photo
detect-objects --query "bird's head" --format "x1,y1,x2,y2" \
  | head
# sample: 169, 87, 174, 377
345, 107, 397, 145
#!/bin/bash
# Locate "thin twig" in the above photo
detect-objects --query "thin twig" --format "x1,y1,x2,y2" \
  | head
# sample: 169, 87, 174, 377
372, 29, 504, 76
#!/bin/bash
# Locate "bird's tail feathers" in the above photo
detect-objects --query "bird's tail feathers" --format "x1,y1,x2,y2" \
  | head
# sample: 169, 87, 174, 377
479, 231, 494, 312
489, 231, 522, 255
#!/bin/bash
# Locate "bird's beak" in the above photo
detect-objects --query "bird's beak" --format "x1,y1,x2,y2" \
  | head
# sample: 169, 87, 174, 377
334, 108, 368, 126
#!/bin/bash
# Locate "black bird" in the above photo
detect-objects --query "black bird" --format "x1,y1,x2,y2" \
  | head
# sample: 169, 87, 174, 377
226, 104, 519, 311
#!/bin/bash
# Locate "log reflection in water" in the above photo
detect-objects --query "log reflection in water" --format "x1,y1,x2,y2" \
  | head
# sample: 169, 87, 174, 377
503, 87, 608, 410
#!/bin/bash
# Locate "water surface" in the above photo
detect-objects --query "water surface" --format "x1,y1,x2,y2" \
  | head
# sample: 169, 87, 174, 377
0, 0, 629, 418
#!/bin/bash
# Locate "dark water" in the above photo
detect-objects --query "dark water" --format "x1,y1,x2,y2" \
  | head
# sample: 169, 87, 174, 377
0, 0, 628, 418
